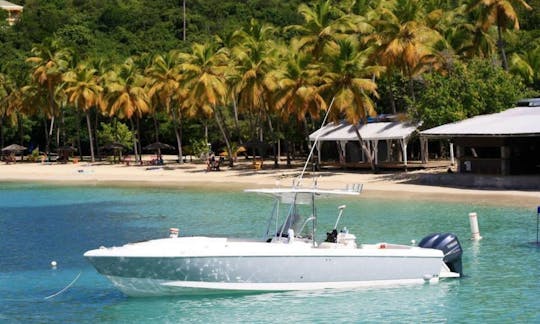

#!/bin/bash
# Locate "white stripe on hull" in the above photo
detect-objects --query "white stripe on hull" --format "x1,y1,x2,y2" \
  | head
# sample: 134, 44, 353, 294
107, 275, 440, 297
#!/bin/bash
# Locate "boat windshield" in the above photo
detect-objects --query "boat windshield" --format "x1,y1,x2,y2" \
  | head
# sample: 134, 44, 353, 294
246, 187, 360, 242
266, 198, 315, 241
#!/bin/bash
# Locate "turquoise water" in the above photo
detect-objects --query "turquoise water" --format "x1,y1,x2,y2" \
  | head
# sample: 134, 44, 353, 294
0, 183, 539, 323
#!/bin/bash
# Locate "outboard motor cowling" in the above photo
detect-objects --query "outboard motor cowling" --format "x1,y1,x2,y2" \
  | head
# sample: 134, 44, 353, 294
419, 233, 463, 276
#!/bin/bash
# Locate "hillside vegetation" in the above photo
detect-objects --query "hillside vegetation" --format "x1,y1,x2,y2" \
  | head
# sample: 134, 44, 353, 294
0, 0, 538, 165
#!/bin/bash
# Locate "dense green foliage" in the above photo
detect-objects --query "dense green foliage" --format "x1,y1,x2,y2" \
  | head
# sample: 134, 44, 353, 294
0, 0, 539, 165
410, 58, 535, 128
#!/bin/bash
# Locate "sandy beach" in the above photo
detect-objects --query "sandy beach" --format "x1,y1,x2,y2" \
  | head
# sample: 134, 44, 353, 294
1, 157, 539, 207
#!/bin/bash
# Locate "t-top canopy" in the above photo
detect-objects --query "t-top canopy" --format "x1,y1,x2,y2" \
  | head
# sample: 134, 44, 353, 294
245, 187, 360, 204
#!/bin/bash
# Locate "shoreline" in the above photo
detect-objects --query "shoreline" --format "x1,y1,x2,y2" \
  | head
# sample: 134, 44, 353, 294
1, 161, 539, 207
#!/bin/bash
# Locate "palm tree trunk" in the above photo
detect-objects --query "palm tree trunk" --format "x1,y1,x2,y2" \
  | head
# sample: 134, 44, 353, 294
388, 82, 397, 114
303, 118, 311, 151
183, 0, 186, 41
267, 116, 279, 168
86, 112, 95, 162
232, 96, 242, 143
213, 106, 234, 167
94, 112, 100, 161
0, 116, 4, 151
75, 109, 82, 161
497, 25, 509, 71
152, 110, 160, 142
353, 125, 376, 171
407, 66, 416, 103
61, 108, 66, 146
136, 117, 142, 163
171, 106, 183, 164
18, 112, 24, 145
130, 118, 139, 163
43, 117, 51, 161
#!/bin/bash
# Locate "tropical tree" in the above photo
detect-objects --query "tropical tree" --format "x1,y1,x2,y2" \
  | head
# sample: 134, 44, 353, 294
287, 0, 361, 59
369, 0, 442, 104
0, 73, 10, 149
467, 0, 532, 70
231, 20, 279, 152
63, 62, 103, 162
510, 45, 540, 88
273, 46, 326, 123
147, 51, 185, 163
271, 43, 326, 164
103, 57, 150, 162
179, 42, 232, 165
26, 44, 71, 156
318, 38, 383, 170
19, 84, 51, 157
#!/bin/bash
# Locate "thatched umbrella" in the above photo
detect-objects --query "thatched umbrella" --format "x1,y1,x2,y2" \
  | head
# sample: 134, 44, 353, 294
2, 144, 27, 162
99, 142, 129, 163
56, 146, 77, 163
143, 142, 175, 151
2, 144, 27, 152
100, 142, 128, 151
143, 142, 175, 163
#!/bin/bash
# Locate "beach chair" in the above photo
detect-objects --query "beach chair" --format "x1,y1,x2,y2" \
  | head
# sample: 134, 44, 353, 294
253, 159, 263, 170
206, 156, 222, 171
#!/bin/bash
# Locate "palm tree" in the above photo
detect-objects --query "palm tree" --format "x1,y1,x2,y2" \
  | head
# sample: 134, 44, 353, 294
19, 84, 51, 157
63, 62, 103, 162
0, 73, 10, 149
103, 57, 150, 162
443, 10, 497, 60
26, 45, 71, 156
147, 51, 185, 163
287, 0, 358, 59
273, 46, 326, 123
467, 0, 532, 70
318, 38, 383, 170
368, 0, 441, 105
510, 46, 540, 87
270, 46, 327, 167
230, 20, 280, 153
0, 74, 21, 149
179, 42, 232, 165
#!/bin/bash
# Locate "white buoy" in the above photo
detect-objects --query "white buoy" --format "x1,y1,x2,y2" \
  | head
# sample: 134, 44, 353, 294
469, 212, 482, 241
51, 261, 57, 268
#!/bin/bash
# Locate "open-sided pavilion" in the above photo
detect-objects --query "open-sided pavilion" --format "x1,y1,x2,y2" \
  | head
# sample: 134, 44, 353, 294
421, 107, 540, 175
309, 121, 421, 169
0, 0, 23, 25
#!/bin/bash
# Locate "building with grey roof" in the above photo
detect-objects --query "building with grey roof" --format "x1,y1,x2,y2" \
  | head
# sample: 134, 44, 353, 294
0, 0, 23, 26
421, 106, 540, 175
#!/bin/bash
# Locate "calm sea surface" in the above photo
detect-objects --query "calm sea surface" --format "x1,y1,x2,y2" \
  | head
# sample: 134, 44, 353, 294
0, 182, 539, 323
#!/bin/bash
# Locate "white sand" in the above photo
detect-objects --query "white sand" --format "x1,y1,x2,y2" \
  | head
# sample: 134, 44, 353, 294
1, 159, 539, 207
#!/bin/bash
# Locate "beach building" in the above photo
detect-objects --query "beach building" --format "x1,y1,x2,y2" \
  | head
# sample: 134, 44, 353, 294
0, 0, 22, 26
309, 120, 421, 169
421, 106, 540, 175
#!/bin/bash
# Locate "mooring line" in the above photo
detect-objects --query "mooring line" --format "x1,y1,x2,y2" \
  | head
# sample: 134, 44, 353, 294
44, 272, 82, 300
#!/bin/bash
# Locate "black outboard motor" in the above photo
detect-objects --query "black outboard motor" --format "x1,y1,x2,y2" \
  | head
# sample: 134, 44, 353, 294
419, 233, 463, 276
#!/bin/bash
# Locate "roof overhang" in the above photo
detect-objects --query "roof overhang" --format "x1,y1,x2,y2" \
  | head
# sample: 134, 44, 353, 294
309, 121, 420, 142
421, 107, 540, 139
0, 1, 23, 11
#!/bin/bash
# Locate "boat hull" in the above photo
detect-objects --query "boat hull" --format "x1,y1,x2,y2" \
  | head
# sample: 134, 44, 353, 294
85, 239, 444, 296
